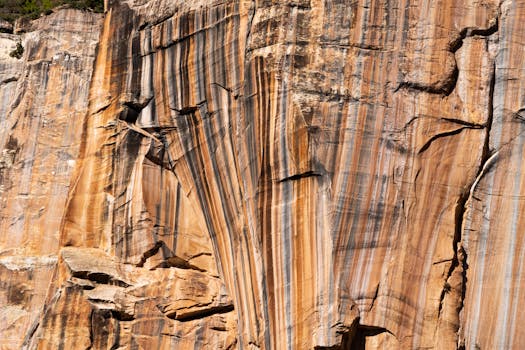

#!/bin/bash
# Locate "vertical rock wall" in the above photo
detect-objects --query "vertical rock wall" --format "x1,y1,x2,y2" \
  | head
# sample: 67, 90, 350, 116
1, 0, 525, 349
0, 9, 102, 349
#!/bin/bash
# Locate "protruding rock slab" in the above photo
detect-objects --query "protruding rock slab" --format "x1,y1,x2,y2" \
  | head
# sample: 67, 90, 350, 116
27, 247, 236, 349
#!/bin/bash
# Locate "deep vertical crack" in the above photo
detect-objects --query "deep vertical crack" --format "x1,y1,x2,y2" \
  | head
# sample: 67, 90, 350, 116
438, 56, 496, 346
368, 283, 380, 312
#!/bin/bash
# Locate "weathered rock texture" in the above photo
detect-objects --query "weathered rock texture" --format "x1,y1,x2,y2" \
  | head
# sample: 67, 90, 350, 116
1, 0, 525, 349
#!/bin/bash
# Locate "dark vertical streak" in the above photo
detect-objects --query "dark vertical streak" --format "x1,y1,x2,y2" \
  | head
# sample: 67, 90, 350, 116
173, 182, 181, 252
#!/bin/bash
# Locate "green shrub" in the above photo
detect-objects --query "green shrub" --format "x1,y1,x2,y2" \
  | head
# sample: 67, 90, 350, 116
0, 0, 26, 22
68, 0, 104, 13
0, 0, 103, 23
9, 41, 24, 59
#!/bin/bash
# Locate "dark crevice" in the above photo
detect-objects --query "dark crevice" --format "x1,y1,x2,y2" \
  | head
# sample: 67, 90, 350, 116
513, 108, 525, 122
211, 82, 233, 93
0, 76, 18, 85
211, 82, 242, 99
169, 100, 206, 115
93, 101, 112, 115
21, 320, 40, 348
135, 240, 164, 267
433, 258, 454, 265
225, 339, 238, 350
71, 271, 130, 288
443, 65, 459, 96
171, 304, 234, 322
319, 41, 387, 52
389, 115, 485, 135
278, 171, 321, 182
438, 185, 469, 319
114, 198, 132, 211
441, 118, 486, 128
481, 61, 496, 168
417, 126, 482, 155
368, 283, 380, 312
449, 18, 499, 53
148, 13, 175, 28
138, 28, 205, 55
444, 16, 498, 97
248, 341, 261, 349
457, 245, 468, 319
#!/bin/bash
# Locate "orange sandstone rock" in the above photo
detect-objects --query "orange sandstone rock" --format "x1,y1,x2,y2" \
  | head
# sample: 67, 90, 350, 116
1, 1, 525, 349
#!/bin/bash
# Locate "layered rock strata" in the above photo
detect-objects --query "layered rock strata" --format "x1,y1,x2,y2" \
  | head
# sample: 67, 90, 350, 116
1, 0, 525, 349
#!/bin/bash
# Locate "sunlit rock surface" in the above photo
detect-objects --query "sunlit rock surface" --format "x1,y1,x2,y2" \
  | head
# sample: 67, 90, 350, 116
1, 0, 525, 349
0, 8, 103, 349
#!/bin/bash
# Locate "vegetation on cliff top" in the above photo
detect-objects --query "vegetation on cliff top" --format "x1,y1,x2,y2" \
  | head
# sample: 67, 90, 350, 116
0, 0, 104, 23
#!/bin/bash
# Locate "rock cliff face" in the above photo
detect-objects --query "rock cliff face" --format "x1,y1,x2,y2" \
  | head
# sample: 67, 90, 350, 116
1, 0, 525, 349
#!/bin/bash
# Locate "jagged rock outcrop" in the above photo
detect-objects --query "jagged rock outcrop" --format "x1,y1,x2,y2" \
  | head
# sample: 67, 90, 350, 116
1, 0, 525, 349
